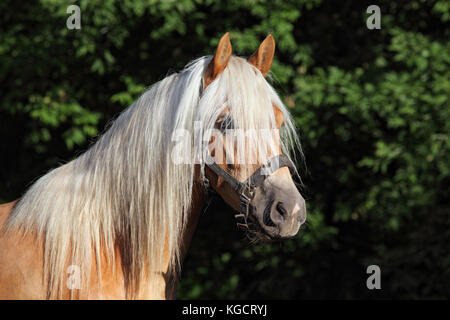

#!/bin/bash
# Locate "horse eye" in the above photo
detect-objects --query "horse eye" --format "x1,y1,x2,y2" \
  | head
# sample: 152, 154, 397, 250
218, 115, 235, 133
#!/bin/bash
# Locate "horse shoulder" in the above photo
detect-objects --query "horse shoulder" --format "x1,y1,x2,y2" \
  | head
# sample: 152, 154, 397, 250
0, 200, 47, 299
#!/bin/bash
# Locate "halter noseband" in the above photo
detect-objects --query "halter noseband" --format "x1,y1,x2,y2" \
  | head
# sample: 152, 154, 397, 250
203, 154, 297, 227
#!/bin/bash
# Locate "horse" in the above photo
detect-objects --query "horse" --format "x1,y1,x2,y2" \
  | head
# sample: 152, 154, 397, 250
0, 32, 306, 299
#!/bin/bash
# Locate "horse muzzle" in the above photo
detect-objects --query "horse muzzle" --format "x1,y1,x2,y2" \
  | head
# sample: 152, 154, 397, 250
249, 168, 306, 239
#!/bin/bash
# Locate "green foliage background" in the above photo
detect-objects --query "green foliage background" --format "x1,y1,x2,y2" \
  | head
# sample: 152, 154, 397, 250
1, 0, 449, 299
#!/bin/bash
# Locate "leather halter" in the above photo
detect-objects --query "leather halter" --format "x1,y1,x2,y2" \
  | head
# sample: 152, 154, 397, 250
203, 153, 297, 227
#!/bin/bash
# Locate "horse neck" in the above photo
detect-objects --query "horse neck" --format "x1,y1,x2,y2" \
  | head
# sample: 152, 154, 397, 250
178, 179, 206, 260
158, 179, 205, 299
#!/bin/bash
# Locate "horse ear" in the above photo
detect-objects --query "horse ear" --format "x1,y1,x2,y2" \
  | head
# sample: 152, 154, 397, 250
248, 34, 275, 76
204, 32, 232, 88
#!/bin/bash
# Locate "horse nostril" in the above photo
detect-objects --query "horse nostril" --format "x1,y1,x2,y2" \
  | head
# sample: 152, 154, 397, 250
263, 199, 276, 227
276, 202, 287, 218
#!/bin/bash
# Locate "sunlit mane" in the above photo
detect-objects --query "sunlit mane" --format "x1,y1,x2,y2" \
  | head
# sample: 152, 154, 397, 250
5, 55, 300, 299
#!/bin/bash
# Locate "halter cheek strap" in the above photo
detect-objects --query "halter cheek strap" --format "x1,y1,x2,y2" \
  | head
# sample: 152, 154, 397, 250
203, 154, 297, 225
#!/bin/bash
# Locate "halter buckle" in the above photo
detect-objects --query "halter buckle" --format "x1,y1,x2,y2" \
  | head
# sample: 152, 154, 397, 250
239, 185, 254, 217
201, 175, 210, 189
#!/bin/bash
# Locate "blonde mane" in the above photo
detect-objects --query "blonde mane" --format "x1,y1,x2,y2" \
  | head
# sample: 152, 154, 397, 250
5, 56, 300, 298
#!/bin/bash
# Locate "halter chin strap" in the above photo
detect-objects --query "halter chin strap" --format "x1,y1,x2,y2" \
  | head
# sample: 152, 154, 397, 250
203, 154, 297, 226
